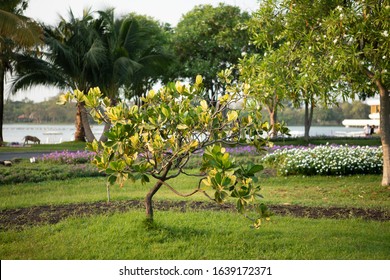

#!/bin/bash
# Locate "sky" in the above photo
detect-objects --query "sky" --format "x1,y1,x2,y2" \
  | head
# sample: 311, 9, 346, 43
8, 0, 260, 103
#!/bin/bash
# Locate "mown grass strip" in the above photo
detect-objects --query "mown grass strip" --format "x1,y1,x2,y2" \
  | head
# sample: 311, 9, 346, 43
0, 210, 388, 260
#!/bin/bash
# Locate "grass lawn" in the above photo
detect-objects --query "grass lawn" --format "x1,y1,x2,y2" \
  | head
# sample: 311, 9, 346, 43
0, 173, 389, 260
0, 139, 389, 260
1, 211, 389, 260
0, 174, 388, 211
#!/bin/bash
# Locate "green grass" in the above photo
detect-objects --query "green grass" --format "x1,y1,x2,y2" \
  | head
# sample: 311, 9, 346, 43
0, 174, 388, 211
0, 137, 389, 260
261, 175, 390, 210
0, 210, 388, 259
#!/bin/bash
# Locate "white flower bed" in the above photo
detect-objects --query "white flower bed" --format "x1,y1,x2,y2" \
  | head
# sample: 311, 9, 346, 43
262, 144, 383, 176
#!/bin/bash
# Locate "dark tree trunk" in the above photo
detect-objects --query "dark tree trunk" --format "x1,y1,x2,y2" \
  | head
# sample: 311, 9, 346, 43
145, 180, 164, 222
304, 99, 314, 142
0, 65, 4, 146
144, 163, 172, 222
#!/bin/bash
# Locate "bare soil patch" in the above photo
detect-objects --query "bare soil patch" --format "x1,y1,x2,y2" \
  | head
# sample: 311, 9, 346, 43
0, 200, 389, 230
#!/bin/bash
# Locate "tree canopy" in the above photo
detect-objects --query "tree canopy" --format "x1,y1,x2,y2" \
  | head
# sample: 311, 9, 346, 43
0, 0, 42, 145
240, 0, 389, 185
172, 3, 251, 105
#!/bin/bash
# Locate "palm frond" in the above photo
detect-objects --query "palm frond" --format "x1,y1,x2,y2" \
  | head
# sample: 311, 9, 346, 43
0, 9, 42, 48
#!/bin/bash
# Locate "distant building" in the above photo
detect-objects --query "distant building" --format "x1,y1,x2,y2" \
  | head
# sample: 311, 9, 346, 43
342, 98, 380, 128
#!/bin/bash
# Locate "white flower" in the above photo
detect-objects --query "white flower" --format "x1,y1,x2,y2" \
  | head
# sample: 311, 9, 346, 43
383, 56, 387, 59
333, 38, 338, 44
382, 30, 389, 37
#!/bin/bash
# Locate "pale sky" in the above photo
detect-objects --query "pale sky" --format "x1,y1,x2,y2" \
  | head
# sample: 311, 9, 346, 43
8, 0, 260, 102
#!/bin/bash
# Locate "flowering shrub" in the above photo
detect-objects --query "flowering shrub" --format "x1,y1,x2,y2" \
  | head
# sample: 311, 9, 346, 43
262, 144, 383, 176
39, 150, 96, 164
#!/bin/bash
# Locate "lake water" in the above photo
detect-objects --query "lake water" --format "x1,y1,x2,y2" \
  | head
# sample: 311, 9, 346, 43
2, 124, 104, 144
2, 124, 365, 144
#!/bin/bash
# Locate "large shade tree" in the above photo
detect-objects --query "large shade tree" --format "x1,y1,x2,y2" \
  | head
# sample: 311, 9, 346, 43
320, 0, 390, 185
241, 0, 390, 185
172, 3, 251, 106
241, 0, 342, 140
0, 0, 42, 146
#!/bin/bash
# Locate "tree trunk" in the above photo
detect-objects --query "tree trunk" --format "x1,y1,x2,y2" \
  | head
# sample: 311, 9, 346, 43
365, 68, 390, 187
0, 64, 5, 147
98, 122, 111, 142
378, 81, 390, 186
144, 164, 172, 222
304, 99, 314, 142
145, 180, 164, 222
74, 104, 85, 141
268, 106, 278, 138
0, 65, 4, 146
80, 103, 96, 142
267, 93, 278, 139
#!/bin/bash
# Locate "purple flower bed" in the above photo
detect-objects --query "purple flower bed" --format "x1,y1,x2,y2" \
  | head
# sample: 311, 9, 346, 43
39, 150, 96, 164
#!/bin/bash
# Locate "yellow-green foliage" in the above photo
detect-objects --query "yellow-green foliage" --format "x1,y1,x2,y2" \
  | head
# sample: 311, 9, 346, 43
58, 74, 289, 226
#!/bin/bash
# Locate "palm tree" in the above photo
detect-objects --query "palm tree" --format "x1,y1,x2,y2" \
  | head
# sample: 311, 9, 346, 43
91, 10, 173, 140
12, 9, 173, 142
0, 0, 42, 146
12, 9, 105, 142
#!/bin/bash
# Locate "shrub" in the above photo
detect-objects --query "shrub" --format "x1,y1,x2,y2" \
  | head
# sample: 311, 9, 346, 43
0, 162, 102, 185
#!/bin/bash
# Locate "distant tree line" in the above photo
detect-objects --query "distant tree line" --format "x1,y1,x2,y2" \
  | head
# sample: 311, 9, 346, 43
277, 101, 370, 126
3, 97, 76, 123
4, 97, 370, 126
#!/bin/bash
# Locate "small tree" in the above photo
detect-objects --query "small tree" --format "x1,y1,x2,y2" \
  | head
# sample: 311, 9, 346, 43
59, 75, 287, 227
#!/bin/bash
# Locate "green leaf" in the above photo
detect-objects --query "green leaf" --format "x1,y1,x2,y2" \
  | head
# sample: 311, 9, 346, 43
247, 164, 264, 175
227, 110, 238, 122
200, 100, 208, 111
108, 174, 117, 185
177, 124, 188, 130
161, 106, 170, 118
